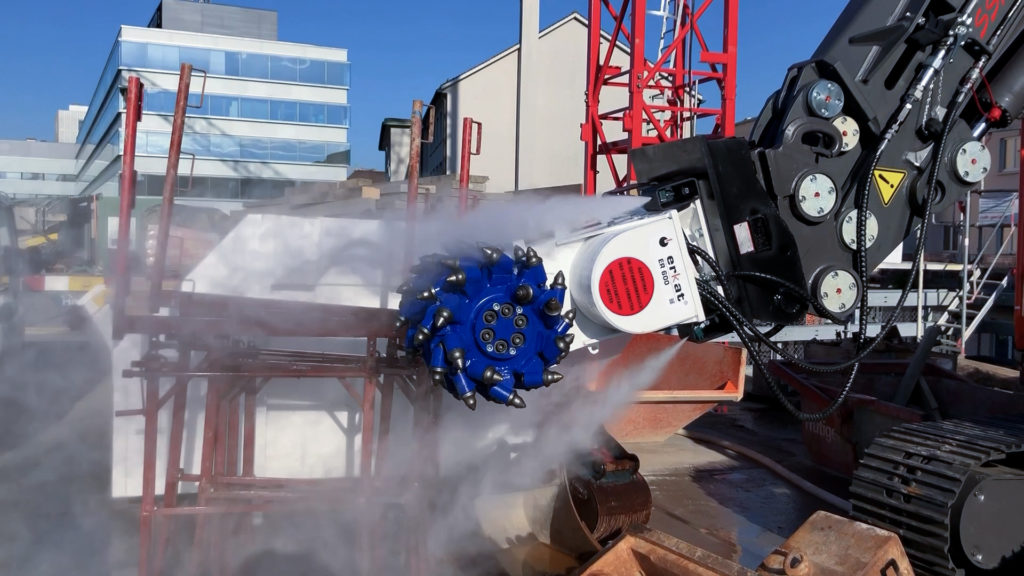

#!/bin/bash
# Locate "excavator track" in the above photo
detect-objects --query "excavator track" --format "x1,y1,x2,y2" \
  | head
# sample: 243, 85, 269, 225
850, 419, 1024, 576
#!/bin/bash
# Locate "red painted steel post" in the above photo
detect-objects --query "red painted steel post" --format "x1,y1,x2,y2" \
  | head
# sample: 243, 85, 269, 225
226, 396, 240, 476
115, 75, 143, 338
242, 390, 257, 477
458, 118, 482, 215
162, 381, 188, 509
139, 377, 160, 576
149, 63, 192, 313
459, 117, 473, 214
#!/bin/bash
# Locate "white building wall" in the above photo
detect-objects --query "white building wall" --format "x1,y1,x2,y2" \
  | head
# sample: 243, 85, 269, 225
55, 105, 89, 144
442, 17, 630, 194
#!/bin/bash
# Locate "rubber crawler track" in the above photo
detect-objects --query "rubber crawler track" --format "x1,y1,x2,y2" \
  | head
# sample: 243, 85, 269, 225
850, 419, 1024, 576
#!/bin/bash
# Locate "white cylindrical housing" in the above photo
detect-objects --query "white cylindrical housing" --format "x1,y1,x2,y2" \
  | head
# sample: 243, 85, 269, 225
569, 212, 705, 334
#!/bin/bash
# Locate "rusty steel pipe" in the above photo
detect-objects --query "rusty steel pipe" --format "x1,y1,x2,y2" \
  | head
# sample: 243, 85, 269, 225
148, 62, 192, 313
458, 117, 482, 215
114, 75, 143, 338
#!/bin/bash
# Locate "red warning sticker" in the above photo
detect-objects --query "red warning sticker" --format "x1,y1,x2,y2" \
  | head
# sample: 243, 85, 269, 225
599, 257, 655, 316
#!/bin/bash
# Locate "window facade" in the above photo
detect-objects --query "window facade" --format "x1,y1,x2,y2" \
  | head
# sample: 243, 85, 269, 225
135, 131, 350, 165
121, 41, 350, 87
142, 89, 349, 127
999, 135, 1020, 172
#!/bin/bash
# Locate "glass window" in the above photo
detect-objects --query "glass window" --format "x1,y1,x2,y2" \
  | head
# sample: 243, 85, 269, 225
296, 59, 326, 84
240, 137, 268, 160
270, 100, 298, 122
240, 98, 269, 120
209, 135, 240, 159
999, 135, 1020, 172
208, 95, 239, 118
326, 61, 351, 86
239, 53, 268, 79
324, 143, 350, 165
146, 132, 171, 156
207, 49, 227, 75
121, 42, 146, 68
297, 141, 326, 163
299, 102, 326, 124
188, 92, 211, 115
183, 133, 211, 157
268, 139, 298, 162
224, 51, 241, 76
326, 105, 349, 126
269, 56, 298, 82
147, 44, 179, 70
179, 47, 210, 71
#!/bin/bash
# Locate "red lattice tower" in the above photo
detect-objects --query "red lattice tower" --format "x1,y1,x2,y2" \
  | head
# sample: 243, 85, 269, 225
582, 0, 738, 196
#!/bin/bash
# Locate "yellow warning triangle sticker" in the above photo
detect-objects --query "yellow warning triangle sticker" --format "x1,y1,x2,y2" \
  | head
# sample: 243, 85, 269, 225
873, 168, 907, 207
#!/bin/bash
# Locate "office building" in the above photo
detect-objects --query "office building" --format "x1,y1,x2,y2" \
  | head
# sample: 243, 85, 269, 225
76, 0, 351, 202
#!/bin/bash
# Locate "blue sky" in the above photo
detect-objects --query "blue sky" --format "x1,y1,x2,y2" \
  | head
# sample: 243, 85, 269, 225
0, 1, 846, 170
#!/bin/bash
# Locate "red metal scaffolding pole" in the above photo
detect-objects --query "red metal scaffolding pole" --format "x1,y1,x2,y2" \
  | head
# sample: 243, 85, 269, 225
148, 63, 193, 312
458, 117, 482, 215
582, 0, 738, 196
114, 75, 144, 339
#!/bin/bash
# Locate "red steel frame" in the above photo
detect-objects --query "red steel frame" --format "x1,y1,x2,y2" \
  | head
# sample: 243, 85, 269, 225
114, 67, 439, 576
582, 0, 738, 196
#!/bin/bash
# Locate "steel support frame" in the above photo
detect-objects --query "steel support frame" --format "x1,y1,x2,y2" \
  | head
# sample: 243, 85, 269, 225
134, 343, 436, 576
582, 0, 737, 196
112, 65, 441, 576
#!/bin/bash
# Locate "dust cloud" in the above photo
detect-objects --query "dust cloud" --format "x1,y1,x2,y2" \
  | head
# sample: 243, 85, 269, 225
0, 191, 676, 576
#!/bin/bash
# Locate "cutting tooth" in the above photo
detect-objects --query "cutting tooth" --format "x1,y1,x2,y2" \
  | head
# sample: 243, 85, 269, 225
551, 271, 566, 289
514, 284, 534, 304
417, 289, 437, 301
543, 370, 563, 386
513, 245, 526, 261
444, 270, 466, 288
393, 316, 408, 330
555, 334, 574, 352
480, 245, 503, 264
441, 257, 460, 269
433, 307, 454, 329
482, 366, 504, 385
544, 297, 562, 315
508, 393, 526, 409
447, 348, 466, 371
412, 326, 432, 346
396, 282, 414, 295
461, 392, 477, 411
525, 247, 543, 267
429, 368, 447, 386
563, 309, 577, 324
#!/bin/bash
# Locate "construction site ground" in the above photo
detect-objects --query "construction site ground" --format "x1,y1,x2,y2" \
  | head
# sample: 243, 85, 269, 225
0, 326, 850, 576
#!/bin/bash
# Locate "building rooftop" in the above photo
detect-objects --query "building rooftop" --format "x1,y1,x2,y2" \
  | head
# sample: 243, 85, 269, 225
148, 0, 278, 41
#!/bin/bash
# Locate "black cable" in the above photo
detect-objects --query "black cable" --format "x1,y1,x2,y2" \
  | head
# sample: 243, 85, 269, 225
697, 280, 860, 421
726, 270, 846, 324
